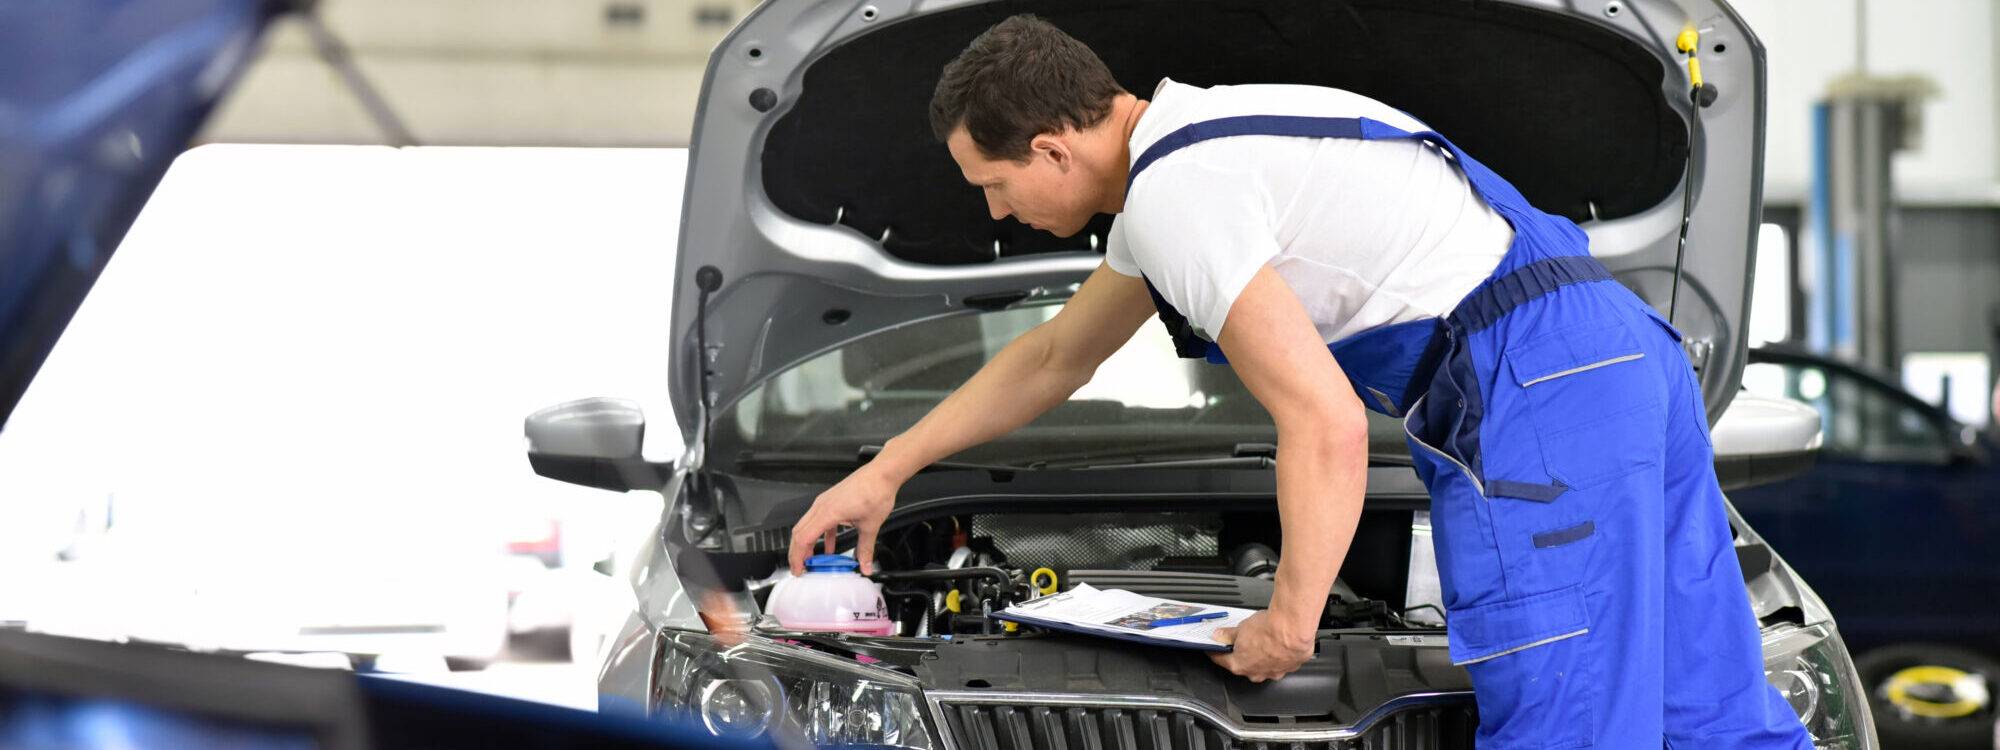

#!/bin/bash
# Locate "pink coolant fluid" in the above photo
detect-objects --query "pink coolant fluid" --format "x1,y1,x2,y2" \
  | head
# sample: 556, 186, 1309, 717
767, 554, 895, 636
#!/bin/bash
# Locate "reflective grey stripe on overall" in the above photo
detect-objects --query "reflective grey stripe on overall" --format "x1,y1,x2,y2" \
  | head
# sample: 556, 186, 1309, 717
1455, 628, 1591, 666
1519, 353, 1645, 387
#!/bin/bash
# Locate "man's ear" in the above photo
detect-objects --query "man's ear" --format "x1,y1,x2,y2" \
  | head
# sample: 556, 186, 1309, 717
1030, 131, 1073, 172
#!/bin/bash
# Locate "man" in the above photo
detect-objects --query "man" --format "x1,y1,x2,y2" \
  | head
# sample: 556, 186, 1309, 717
788, 14, 1812, 748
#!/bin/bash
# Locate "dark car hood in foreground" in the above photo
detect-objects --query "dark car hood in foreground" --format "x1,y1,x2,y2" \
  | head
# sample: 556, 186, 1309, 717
0, 0, 287, 429
669, 0, 1767, 447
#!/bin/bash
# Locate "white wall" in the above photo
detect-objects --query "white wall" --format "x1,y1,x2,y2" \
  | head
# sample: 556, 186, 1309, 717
0, 146, 686, 559
199, 0, 757, 146
1731, 0, 1997, 205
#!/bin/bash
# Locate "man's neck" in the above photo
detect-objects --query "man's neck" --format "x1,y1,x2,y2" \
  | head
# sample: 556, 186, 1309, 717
1104, 94, 1150, 214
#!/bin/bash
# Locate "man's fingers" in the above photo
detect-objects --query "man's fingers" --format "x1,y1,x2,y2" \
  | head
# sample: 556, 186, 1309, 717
822, 529, 837, 555
788, 518, 819, 574
856, 524, 879, 572
1210, 626, 1237, 644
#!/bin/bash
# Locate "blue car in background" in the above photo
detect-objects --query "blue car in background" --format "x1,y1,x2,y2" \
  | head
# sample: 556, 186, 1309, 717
1733, 344, 2000, 749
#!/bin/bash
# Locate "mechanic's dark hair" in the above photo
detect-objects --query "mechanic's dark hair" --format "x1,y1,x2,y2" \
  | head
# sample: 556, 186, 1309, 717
928, 14, 1126, 161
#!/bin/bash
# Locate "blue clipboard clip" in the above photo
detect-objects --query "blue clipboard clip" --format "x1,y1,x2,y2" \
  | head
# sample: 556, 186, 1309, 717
1142, 611, 1227, 629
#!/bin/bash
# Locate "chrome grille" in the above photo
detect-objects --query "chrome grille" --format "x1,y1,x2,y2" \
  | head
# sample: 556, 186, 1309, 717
933, 697, 1476, 750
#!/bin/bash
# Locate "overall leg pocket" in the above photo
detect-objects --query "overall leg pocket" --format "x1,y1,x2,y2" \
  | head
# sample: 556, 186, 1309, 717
1487, 315, 1666, 599
1503, 317, 1666, 491
1448, 586, 1597, 749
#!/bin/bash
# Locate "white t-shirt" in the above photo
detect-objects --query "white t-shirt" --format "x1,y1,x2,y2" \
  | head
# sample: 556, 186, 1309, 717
1104, 79, 1514, 345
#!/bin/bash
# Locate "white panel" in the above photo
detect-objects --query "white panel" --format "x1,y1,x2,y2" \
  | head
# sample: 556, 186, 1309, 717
1869, 0, 1995, 201
1730, 0, 1997, 204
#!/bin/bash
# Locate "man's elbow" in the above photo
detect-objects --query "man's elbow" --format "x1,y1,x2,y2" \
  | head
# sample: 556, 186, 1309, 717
1286, 400, 1370, 463
1018, 323, 1095, 392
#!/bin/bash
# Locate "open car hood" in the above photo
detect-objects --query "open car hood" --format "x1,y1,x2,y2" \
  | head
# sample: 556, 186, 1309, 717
0, 0, 288, 429
672, 0, 1765, 445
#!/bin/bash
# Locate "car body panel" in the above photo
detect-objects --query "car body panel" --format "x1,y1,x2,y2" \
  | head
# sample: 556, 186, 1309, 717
667, 0, 1768, 450
1732, 345, 2000, 654
0, 0, 288, 429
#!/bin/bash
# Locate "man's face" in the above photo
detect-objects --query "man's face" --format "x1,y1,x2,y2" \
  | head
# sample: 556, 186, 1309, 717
947, 127, 1095, 238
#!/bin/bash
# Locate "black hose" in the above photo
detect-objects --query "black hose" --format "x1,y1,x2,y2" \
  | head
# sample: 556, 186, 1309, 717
869, 566, 1015, 588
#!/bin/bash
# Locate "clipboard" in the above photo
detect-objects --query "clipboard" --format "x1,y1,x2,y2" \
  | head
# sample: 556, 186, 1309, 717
987, 584, 1249, 653
990, 609, 1235, 652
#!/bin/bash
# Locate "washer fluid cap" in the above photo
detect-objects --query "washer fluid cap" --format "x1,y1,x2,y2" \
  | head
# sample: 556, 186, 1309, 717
805, 554, 860, 573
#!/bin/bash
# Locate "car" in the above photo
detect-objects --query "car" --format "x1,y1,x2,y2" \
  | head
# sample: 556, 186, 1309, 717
21, 510, 513, 674
0, 2, 761, 747
517, 0, 1880, 748
1732, 344, 2000, 749
502, 513, 634, 664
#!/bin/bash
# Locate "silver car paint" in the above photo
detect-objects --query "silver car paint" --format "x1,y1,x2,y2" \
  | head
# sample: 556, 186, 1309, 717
665, 0, 1768, 448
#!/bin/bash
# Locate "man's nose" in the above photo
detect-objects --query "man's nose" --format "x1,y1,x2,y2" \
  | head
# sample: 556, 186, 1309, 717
985, 193, 1009, 221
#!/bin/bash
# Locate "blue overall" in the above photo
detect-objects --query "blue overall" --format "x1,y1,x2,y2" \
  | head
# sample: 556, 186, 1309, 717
1126, 115, 1814, 748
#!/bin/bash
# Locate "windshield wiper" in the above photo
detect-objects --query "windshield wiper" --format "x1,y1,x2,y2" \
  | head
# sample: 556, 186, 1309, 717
1031, 443, 1278, 470
1032, 444, 1418, 470
733, 444, 1413, 473
732, 446, 1023, 475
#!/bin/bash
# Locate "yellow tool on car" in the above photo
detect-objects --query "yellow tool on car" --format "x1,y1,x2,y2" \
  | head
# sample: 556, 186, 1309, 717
1676, 26, 1704, 90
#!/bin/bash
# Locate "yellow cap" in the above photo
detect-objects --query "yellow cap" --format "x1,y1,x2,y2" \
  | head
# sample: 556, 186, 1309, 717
1030, 568, 1059, 595
1676, 27, 1699, 53
1003, 621, 1019, 633
945, 589, 961, 613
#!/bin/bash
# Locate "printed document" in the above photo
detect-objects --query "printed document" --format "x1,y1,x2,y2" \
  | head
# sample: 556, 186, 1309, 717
992, 584, 1255, 651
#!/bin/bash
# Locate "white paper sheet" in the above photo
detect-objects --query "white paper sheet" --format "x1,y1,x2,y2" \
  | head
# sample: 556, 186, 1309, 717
994, 583, 1256, 650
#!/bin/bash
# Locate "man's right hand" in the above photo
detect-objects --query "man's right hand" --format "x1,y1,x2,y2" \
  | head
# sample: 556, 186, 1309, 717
787, 466, 901, 575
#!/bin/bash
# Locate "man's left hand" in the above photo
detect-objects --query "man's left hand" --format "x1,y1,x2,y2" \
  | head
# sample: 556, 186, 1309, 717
1208, 609, 1316, 682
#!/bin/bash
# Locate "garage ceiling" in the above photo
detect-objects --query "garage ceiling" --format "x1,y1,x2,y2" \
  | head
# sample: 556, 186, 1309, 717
198, 0, 755, 146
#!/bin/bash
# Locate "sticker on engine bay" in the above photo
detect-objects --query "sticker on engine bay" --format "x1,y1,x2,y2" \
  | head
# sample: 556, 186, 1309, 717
1385, 634, 1445, 647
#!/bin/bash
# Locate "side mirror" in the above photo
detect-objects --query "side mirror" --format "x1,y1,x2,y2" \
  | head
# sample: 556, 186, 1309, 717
1711, 392, 1822, 491
525, 397, 668, 492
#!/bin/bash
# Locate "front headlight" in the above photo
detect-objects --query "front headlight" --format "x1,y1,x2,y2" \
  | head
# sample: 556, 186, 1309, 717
1763, 622, 1878, 749
653, 630, 935, 748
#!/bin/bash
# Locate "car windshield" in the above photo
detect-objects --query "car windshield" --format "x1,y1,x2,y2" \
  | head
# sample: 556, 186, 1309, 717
712, 302, 1412, 475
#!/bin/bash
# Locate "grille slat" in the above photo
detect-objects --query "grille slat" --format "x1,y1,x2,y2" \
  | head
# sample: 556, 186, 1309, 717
1028, 706, 1068, 750
959, 703, 1001, 750
1103, 708, 1138, 750
1064, 707, 1100, 750
998, 705, 1035, 750
939, 700, 1475, 750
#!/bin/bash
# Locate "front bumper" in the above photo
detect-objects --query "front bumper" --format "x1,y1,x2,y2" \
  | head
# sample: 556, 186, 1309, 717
925, 689, 1474, 749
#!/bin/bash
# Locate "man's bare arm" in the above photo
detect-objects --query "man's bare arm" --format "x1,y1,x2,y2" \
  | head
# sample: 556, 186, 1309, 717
1213, 266, 1370, 634
787, 263, 1155, 571
867, 262, 1155, 481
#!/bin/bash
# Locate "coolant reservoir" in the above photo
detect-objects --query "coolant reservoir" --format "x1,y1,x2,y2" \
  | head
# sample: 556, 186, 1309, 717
767, 554, 894, 636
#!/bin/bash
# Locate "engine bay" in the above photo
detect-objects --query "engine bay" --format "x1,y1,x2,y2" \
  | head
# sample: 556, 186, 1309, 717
752, 509, 1443, 640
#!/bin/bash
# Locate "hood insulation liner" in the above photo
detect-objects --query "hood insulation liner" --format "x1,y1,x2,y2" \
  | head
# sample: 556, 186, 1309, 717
760, 0, 1688, 266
